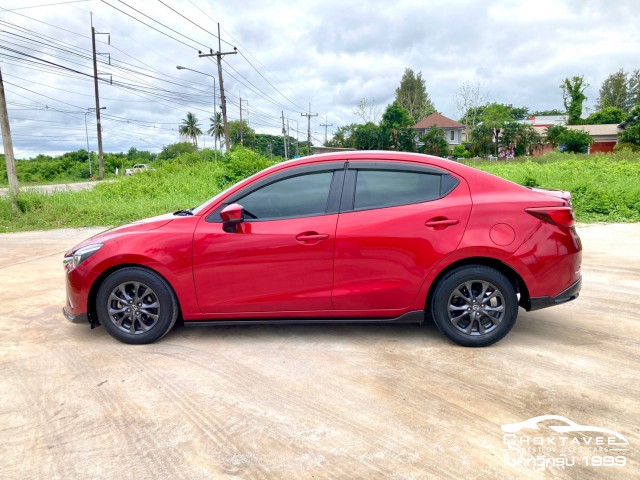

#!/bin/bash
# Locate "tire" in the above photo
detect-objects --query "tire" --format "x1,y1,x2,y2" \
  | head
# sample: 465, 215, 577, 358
96, 267, 178, 345
430, 266, 518, 347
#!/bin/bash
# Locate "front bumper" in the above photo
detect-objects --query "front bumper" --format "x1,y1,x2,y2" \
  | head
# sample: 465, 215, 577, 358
526, 277, 582, 311
63, 306, 89, 324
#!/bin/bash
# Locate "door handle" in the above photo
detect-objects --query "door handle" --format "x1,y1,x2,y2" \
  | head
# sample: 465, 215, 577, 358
425, 218, 459, 230
295, 232, 329, 243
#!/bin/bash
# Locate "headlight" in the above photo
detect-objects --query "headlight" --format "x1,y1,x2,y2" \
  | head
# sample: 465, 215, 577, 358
63, 243, 104, 271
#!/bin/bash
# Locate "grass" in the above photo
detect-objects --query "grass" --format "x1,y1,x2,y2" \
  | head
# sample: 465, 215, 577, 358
1, 151, 639, 232
462, 152, 640, 222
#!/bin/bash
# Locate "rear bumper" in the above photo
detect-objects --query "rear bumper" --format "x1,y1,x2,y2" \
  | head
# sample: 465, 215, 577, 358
526, 277, 582, 311
63, 306, 89, 324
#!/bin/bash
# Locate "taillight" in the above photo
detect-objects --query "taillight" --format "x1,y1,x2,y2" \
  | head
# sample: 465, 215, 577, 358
525, 207, 575, 227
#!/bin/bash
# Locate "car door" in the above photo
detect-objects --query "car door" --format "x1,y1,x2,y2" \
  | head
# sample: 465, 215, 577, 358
193, 163, 345, 314
332, 161, 472, 311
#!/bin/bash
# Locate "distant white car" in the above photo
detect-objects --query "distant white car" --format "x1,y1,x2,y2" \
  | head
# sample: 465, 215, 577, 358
125, 164, 152, 175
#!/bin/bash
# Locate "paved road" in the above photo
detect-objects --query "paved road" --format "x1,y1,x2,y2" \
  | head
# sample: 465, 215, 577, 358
0, 180, 107, 197
0, 224, 638, 479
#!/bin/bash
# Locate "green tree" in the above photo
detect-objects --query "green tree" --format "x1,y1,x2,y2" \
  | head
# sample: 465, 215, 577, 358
381, 102, 415, 150
627, 69, 640, 109
459, 105, 486, 128
254, 134, 295, 158
158, 142, 197, 161
509, 106, 531, 121
394, 68, 436, 123
561, 76, 589, 125
531, 109, 564, 116
227, 120, 256, 148
326, 124, 356, 149
544, 125, 568, 149
618, 104, 640, 148
499, 122, 522, 155
597, 69, 629, 112
207, 112, 224, 151
420, 126, 449, 157
558, 129, 593, 153
584, 106, 626, 125
179, 112, 203, 148
480, 102, 514, 155
516, 124, 542, 156
352, 122, 385, 150
469, 123, 494, 156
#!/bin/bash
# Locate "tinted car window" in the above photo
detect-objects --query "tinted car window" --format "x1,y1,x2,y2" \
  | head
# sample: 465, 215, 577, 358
238, 171, 333, 219
354, 170, 442, 210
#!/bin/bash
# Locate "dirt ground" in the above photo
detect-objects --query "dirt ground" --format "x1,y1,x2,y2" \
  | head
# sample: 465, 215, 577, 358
0, 224, 638, 479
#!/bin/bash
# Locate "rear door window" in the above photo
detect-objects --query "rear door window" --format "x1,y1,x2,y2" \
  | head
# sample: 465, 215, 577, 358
353, 169, 448, 210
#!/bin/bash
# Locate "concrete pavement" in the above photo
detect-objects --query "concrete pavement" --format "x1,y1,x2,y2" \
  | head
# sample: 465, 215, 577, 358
0, 224, 638, 479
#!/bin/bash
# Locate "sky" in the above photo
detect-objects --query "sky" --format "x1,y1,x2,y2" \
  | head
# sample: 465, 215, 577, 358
1, 0, 639, 158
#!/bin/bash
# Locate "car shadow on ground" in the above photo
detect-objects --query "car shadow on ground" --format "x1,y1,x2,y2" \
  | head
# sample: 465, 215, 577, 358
172, 320, 440, 342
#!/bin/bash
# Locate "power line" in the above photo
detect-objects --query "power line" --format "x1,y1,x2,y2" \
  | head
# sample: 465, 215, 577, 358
0, 6, 90, 39
2, 0, 91, 11
156, 0, 229, 46
100, 0, 208, 52
3, 80, 85, 109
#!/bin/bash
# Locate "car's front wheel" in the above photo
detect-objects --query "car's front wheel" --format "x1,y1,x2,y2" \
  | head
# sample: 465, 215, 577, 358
96, 267, 178, 344
431, 266, 518, 347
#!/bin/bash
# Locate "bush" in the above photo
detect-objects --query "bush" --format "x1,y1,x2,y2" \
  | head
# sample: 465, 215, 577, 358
451, 144, 471, 158
2, 151, 639, 232
614, 142, 640, 152
157, 142, 197, 161
218, 147, 277, 185
558, 129, 594, 153
462, 153, 640, 222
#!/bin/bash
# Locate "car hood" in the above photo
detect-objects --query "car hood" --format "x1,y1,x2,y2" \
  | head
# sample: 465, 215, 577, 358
65, 213, 175, 254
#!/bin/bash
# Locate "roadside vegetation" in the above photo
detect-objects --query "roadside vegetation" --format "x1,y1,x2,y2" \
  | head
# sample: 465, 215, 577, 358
1, 148, 639, 232
463, 152, 640, 222
0, 148, 273, 232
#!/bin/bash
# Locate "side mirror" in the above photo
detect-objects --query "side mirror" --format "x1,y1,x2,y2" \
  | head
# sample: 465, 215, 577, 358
220, 203, 244, 233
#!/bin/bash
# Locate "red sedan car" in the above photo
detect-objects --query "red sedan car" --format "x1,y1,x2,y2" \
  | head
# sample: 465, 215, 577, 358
63, 151, 582, 346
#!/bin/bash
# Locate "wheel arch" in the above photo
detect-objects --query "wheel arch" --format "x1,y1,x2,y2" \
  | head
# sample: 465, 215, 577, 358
87, 264, 182, 327
424, 257, 531, 316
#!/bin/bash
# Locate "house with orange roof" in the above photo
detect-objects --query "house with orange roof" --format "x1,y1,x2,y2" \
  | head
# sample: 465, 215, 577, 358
412, 113, 465, 145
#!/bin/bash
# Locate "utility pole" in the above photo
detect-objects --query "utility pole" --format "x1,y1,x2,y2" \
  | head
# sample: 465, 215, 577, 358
0, 67, 18, 211
292, 119, 300, 156
320, 116, 333, 145
239, 96, 248, 146
281, 111, 288, 160
199, 24, 237, 152
90, 16, 109, 179
239, 95, 243, 146
301, 103, 317, 155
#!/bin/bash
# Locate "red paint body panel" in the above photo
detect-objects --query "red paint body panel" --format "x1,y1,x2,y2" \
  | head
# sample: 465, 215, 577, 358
332, 179, 472, 310
192, 214, 338, 313
63, 151, 582, 328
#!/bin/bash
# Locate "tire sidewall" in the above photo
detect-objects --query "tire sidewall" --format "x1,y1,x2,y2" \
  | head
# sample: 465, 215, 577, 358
96, 267, 177, 345
431, 266, 518, 347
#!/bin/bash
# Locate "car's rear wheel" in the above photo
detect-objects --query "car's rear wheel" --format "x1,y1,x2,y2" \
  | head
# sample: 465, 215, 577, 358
431, 266, 518, 347
96, 267, 178, 344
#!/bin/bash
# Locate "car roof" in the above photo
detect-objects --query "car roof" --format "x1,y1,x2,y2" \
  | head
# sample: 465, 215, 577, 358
271, 150, 494, 181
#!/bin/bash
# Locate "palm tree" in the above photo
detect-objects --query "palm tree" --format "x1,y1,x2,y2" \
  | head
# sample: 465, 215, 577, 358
207, 112, 223, 152
179, 112, 202, 148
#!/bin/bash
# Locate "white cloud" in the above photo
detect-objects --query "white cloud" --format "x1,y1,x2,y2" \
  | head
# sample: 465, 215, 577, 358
0, 0, 639, 157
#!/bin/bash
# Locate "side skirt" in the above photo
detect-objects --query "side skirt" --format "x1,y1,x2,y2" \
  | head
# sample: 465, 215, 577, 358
184, 310, 425, 327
